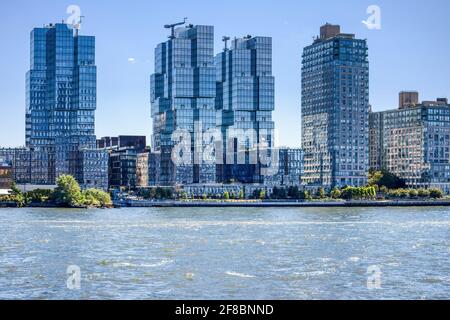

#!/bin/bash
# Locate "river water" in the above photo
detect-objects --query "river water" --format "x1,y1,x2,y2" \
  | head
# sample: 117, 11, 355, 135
1, 207, 449, 300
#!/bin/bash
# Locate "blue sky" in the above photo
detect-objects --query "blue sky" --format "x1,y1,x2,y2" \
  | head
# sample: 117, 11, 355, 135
0, 0, 449, 148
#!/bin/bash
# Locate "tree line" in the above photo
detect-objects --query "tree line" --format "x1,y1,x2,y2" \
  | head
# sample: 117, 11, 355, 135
0, 175, 112, 208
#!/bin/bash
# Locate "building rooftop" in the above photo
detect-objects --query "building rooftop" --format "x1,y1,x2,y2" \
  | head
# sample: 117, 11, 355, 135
314, 23, 355, 43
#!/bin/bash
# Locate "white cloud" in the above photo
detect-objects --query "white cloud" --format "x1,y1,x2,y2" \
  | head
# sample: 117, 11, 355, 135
128, 58, 136, 64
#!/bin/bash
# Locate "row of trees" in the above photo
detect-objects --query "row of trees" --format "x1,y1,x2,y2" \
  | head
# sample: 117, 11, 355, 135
334, 186, 377, 200
0, 175, 112, 208
138, 187, 174, 200
0, 183, 26, 206
173, 185, 444, 202
256, 185, 444, 201
177, 190, 247, 201
368, 170, 443, 199
385, 188, 443, 199
368, 170, 407, 189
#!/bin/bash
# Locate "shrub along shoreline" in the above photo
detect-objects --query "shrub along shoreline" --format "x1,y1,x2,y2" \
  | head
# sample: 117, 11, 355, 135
0, 175, 112, 209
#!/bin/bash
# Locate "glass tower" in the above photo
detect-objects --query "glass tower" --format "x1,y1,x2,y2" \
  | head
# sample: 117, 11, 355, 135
151, 24, 216, 186
301, 24, 369, 188
215, 36, 275, 184
26, 23, 97, 184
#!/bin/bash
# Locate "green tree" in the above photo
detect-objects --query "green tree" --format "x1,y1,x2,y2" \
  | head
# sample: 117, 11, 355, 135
341, 187, 354, 200
155, 187, 164, 199
429, 188, 443, 199
83, 189, 112, 207
271, 187, 280, 199
25, 189, 53, 204
10, 182, 22, 196
180, 192, 188, 200
408, 189, 418, 199
278, 188, 287, 199
341, 186, 376, 200
316, 187, 326, 199
418, 188, 430, 198
369, 170, 406, 189
367, 186, 377, 199
259, 190, 266, 200
299, 190, 311, 201
288, 186, 300, 199
379, 186, 388, 195
53, 175, 84, 207
164, 188, 174, 199
0, 182, 25, 207
331, 187, 342, 199
398, 189, 409, 199
368, 170, 383, 186
223, 191, 230, 200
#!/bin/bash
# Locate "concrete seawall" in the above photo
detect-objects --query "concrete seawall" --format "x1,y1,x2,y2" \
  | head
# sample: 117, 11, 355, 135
0, 202, 19, 208
122, 200, 450, 208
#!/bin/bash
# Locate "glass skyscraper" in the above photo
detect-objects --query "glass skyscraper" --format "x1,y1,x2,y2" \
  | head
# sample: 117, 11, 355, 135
151, 24, 216, 186
215, 36, 275, 184
301, 24, 369, 188
26, 23, 97, 184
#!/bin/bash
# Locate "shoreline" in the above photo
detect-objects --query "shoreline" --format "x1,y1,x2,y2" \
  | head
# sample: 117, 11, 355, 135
121, 199, 450, 208
2, 200, 450, 209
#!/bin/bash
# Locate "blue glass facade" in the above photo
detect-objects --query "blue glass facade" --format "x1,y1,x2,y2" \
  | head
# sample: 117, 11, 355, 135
151, 25, 216, 186
26, 23, 97, 184
215, 36, 275, 184
70, 149, 109, 191
302, 24, 369, 188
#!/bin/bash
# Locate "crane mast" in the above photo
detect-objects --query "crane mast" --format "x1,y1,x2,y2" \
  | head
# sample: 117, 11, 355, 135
164, 18, 187, 39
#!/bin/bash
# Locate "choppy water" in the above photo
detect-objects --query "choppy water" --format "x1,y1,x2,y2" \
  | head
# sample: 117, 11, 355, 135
1, 207, 450, 300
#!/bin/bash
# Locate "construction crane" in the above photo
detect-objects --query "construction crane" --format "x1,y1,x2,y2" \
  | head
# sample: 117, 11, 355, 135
164, 18, 187, 39
222, 36, 230, 51
74, 15, 85, 37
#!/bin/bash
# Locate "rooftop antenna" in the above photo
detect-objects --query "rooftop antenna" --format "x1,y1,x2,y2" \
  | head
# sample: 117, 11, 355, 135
164, 18, 187, 39
222, 36, 230, 51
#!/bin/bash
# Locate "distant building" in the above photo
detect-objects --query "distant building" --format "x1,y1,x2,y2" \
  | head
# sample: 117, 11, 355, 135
97, 136, 147, 153
151, 23, 216, 186
108, 148, 138, 190
301, 24, 370, 188
69, 149, 109, 191
369, 110, 383, 171
96, 137, 119, 149
399, 91, 419, 109
0, 165, 13, 190
97, 136, 149, 190
267, 148, 303, 187
0, 148, 29, 183
148, 152, 159, 187
215, 35, 275, 184
0, 148, 51, 185
0, 147, 108, 190
370, 93, 450, 193
136, 152, 149, 187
